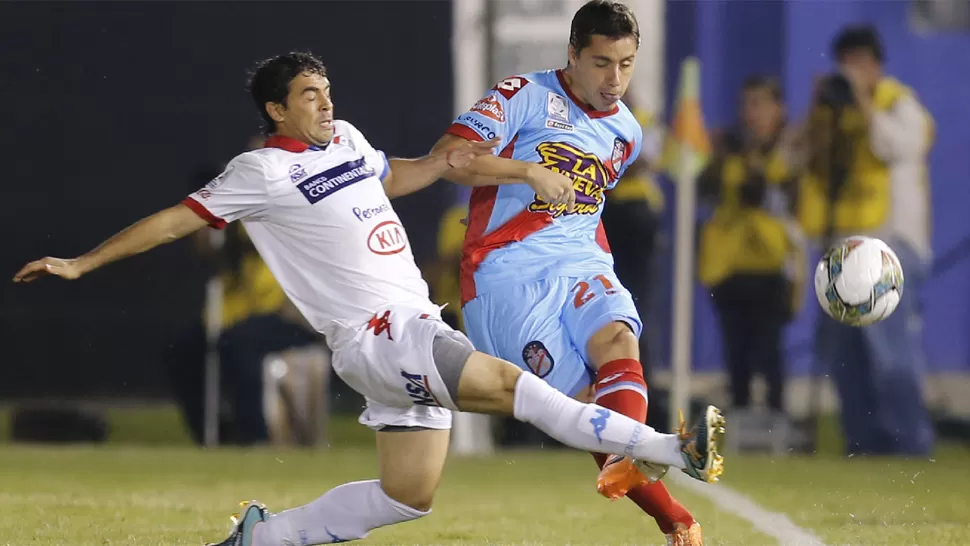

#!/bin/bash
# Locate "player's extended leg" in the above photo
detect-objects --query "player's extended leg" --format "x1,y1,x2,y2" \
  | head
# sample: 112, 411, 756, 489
207, 305, 721, 546
208, 427, 449, 546
563, 272, 718, 544
454, 349, 719, 474
585, 322, 699, 541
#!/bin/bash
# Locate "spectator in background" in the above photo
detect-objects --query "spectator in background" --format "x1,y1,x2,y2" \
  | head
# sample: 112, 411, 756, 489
797, 25, 935, 455
166, 137, 319, 446
601, 95, 666, 386
697, 76, 805, 414
428, 187, 469, 333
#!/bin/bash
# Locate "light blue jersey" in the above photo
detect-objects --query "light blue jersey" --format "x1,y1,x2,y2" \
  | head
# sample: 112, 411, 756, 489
447, 70, 644, 395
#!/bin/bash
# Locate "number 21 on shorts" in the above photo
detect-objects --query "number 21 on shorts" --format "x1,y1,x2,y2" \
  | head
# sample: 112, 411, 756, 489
571, 274, 617, 308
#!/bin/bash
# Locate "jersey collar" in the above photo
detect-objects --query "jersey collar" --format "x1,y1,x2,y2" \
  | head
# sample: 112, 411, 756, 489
264, 134, 328, 152
555, 69, 620, 119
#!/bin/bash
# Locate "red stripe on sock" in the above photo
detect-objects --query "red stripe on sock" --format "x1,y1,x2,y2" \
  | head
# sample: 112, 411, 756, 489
592, 359, 694, 533
594, 358, 647, 422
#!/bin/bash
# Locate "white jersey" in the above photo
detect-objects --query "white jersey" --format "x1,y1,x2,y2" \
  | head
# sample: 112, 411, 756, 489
183, 120, 436, 341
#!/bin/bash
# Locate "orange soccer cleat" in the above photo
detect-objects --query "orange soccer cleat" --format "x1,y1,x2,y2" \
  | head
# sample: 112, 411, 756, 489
666, 521, 704, 546
595, 454, 668, 500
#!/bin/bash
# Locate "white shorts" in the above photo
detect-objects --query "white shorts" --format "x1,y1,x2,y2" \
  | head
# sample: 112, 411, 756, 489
328, 303, 459, 431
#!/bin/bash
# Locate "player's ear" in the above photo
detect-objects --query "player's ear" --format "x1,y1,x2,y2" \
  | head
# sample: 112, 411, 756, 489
567, 45, 578, 67
266, 102, 286, 124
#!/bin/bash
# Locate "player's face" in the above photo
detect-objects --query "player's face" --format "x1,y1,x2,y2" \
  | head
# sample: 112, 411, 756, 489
272, 72, 334, 146
568, 35, 638, 111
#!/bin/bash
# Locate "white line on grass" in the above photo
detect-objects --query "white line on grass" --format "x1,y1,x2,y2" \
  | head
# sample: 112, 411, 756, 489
670, 472, 826, 546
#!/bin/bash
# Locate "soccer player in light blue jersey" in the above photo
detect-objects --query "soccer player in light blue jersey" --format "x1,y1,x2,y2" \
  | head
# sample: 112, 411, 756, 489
435, 2, 725, 544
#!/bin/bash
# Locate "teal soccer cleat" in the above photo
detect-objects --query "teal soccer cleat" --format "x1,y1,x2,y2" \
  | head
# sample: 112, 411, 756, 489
678, 405, 726, 483
206, 500, 271, 546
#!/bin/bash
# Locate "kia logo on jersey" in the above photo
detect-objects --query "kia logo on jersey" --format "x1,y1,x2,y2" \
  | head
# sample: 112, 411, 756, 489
367, 220, 408, 255
297, 158, 375, 204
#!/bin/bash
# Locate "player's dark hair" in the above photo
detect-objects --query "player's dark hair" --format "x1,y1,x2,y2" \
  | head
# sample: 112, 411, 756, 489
248, 52, 328, 135
832, 24, 884, 63
569, 1, 640, 54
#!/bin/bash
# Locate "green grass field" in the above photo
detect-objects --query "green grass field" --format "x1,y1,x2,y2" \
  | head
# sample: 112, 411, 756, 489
1, 407, 968, 545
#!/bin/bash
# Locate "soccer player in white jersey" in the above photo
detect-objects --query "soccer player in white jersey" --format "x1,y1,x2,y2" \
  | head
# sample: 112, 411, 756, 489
13, 52, 723, 546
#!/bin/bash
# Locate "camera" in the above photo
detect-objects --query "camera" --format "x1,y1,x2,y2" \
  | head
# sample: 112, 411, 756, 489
817, 73, 855, 109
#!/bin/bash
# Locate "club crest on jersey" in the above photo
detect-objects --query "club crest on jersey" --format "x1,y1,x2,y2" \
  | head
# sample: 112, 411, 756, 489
367, 220, 408, 255
527, 142, 608, 218
471, 94, 505, 123
297, 158, 375, 204
289, 164, 307, 182
522, 340, 554, 378
610, 138, 629, 174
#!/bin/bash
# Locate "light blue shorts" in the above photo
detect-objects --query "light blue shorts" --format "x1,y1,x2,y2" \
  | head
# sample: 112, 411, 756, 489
462, 271, 642, 397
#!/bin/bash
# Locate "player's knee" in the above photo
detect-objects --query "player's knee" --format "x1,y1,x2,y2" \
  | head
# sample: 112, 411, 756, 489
455, 351, 523, 414
590, 320, 637, 347
431, 329, 476, 408
381, 482, 436, 513
587, 321, 639, 367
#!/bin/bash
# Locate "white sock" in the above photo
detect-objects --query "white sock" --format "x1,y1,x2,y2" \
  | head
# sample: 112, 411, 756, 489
513, 372, 685, 468
253, 480, 427, 545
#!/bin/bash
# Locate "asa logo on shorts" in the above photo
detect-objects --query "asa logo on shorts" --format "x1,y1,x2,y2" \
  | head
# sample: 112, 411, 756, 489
522, 340, 554, 378
297, 158, 374, 204
401, 370, 442, 407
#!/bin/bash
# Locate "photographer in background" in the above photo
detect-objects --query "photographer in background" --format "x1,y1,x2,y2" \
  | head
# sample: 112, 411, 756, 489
428, 187, 470, 333
797, 25, 935, 455
698, 76, 805, 415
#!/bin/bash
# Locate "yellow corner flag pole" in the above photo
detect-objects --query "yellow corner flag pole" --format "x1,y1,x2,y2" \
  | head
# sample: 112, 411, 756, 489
666, 57, 711, 432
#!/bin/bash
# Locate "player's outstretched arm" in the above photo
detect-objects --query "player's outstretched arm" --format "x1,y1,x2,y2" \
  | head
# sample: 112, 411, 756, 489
383, 138, 499, 199
432, 134, 576, 213
12, 203, 208, 283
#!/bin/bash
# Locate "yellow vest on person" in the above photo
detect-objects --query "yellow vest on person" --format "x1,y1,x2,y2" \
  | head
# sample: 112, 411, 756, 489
220, 252, 288, 329
698, 142, 806, 311
435, 204, 468, 330
216, 224, 286, 329
797, 77, 932, 237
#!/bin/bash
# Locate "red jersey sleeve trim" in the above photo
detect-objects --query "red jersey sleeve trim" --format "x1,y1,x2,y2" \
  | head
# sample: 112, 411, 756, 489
182, 196, 228, 229
445, 123, 486, 142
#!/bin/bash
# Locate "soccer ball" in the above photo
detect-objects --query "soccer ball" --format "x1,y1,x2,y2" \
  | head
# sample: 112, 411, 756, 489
814, 236, 904, 327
